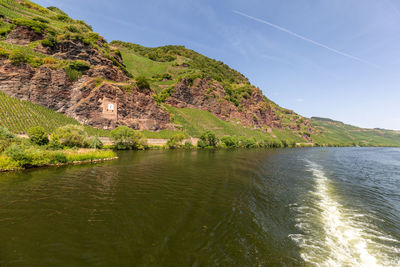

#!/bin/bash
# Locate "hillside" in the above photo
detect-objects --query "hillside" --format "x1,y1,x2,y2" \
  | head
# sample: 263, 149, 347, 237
310, 117, 400, 146
0, 0, 399, 146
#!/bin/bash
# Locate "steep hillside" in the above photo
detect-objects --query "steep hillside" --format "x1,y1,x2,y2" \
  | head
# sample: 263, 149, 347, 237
111, 41, 313, 136
0, 0, 170, 131
310, 117, 400, 146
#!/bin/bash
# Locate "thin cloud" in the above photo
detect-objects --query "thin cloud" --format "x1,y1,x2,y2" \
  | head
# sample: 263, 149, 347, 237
233, 10, 380, 68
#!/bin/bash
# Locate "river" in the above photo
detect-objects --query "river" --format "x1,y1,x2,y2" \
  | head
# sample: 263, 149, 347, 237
0, 148, 399, 266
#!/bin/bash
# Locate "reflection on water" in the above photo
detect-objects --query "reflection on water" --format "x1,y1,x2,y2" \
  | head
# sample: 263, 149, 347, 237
0, 148, 399, 266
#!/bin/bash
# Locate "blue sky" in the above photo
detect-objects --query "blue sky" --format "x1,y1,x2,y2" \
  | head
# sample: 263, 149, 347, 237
36, 0, 400, 129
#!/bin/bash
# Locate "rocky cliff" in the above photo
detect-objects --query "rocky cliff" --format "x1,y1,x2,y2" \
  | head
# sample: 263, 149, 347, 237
0, 5, 171, 130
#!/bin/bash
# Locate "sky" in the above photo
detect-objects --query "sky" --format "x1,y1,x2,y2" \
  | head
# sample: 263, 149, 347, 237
35, 0, 400, 130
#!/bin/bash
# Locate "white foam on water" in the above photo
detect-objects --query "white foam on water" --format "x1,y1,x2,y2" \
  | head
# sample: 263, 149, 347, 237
290, 161, 400, 266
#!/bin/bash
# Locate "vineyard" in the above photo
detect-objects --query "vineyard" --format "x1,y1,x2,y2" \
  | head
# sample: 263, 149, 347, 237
0, 91, 79, 133
0, 91, 110, 136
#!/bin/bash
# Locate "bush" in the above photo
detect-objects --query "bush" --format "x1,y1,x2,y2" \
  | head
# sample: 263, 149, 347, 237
0, 24, 15, 37
41, 36, 58, 47
0, 126, 14, 139
86, 136, 104, 149
65, 67, 81, 82
47, 6, 68, 16
0, 48, 10, 58
0, 155, 19, 171
27, 126, 49, 146
239, 137, 258, 148
43, 57, 57, 65
10, 50, 29, 65
198, 131, 219, 148
136, 76, 150, 90
12, 18, 47, 34
33, 17, 49, 24
167, 133, 185, 149
197, 139, 207, 148
221, 136, 239, 148
184, 141, 194, 149
5, 144, 31, 167
69, 60, 90, 71
65, 25, 80, 33
152, 73, 172, 81
50, 152, 67, 164
153, 86, 174, 104
111, 126, 146, 150
51, 125, 88, 148
53, 14, 72, 22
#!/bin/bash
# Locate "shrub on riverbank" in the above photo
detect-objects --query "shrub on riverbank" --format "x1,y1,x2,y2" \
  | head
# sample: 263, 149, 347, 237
27, 126, 49, 146
111, 126, 146, 150
50, 124, 91, 148
198, 131, 219, 148
167, 133, 185, 149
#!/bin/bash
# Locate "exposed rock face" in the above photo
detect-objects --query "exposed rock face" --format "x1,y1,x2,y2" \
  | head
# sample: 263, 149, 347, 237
37, 39, 128, 82
166, 78, 282, 129
6, 26, 44, 45
0, 59, 170, 130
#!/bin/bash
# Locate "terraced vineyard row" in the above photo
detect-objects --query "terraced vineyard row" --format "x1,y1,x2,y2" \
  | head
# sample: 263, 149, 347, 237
0, 91, 80, 133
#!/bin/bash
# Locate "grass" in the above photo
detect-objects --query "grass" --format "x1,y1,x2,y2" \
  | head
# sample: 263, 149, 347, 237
0, 148, 116, 172
64, 149, 116, 162
272, 129, 307, 143
166, 105, 275, 140
120, 48, 173, 78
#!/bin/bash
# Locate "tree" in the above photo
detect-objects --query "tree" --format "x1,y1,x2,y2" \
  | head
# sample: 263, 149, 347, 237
221, 136, 239, 148
198, 131, 219, 148
110, 126, 145, 150
27, 126, 49, 146
51, 124, 88, 148
135, 76, 150, 90
167, 133, 185, 149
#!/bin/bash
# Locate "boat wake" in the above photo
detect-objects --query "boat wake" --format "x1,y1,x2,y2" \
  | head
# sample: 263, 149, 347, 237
290, 161, 400, 266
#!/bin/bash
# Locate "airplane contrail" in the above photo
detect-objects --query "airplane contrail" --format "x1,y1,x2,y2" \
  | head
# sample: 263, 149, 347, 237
233, 10, 379, 68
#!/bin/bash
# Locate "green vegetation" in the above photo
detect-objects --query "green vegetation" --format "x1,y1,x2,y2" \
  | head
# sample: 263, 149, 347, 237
167, 106, 269, 139
135, 75, 150, 90
27, 126, 48, 145
0, 125, 115, 172
12, 17, 47, 33
112, 41, 248, 86
0, 91, 110, 137
51, 124, 93, 148
198, 131, 219, 148
0, 0, 127, 75
0, 91, 79, 133
310, 117, 400, 147
166, 133, 185, 149
110, 126, 146, 150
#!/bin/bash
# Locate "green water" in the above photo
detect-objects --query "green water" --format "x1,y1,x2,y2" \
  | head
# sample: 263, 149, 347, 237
1, 148, 400, 266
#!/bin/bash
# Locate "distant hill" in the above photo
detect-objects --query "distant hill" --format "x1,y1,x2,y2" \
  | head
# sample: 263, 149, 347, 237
0, 0, 399, 146
310, 117, 400, 146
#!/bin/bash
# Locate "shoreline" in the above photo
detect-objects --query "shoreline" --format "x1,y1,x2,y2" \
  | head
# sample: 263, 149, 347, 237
0, 156, 119, 173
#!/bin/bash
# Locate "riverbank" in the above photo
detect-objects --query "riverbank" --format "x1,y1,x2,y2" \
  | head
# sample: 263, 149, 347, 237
0, 149, 117, 172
